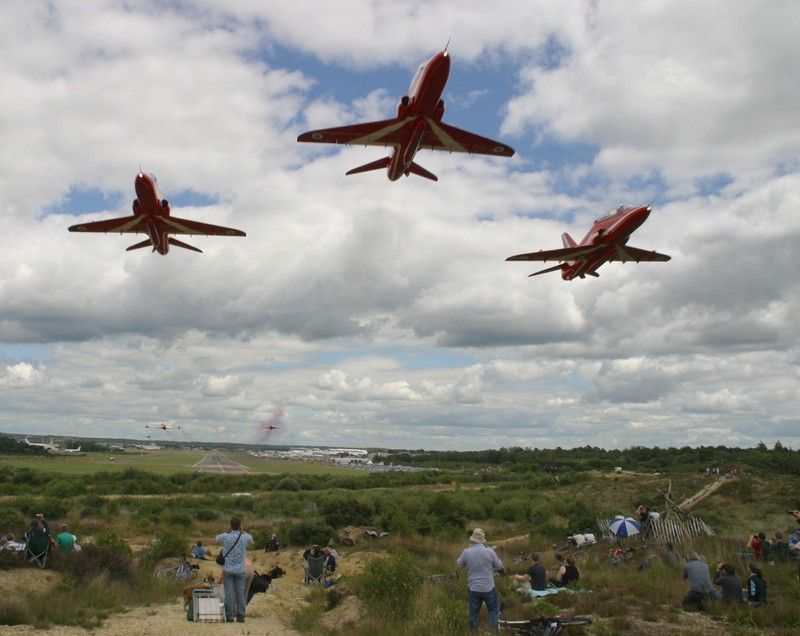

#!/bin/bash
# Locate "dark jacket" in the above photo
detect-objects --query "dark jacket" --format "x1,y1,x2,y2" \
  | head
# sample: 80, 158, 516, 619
748, 574, 767, 605
713, 572, 743, 604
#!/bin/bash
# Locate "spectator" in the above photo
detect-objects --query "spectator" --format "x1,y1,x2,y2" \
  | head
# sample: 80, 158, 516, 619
192, 541, 207, 559
682, 551, 714, 610
636, 505, 650, 525
713, 563, 743, 604
747, 533, 763, 560
323, 546, 339, 573
303, 544, 321, 561
456, 528, 503, 632
215, 516, 254, 623
747, 564, 767, 606
265, 533, 280, 552
661, 542, 681, 567
514, 552, 547, 591
0, 533, 25, 553
771, 532, 789, 562
758, 532, 771, 562
34, 513, 51, 537
549, 556, 579, 587
55, 524, 76, 552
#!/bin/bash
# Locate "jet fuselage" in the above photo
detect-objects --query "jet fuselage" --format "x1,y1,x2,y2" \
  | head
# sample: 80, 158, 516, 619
562, 206, 651, 280
387, 51, 450, 180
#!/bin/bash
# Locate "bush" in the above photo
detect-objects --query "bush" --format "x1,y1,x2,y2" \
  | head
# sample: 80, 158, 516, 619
0, 504, 23, 534
274, 477, 300, 491
94, 529, 133, 556
281, 518, 336, 547
321, 496, 374, 528
359, 553, 423, 619
165, 512, 192, 526
56, 544, 136, 583
147, 529, 188, 562
193, 508, 219, 521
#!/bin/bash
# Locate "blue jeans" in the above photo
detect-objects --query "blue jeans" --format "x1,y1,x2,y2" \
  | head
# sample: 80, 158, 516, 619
468, 588, 500, 631
223, 571, 247, 621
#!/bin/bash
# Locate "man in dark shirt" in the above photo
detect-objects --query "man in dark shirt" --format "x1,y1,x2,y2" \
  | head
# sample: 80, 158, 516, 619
514, 552, 547, 591
713, 562, 743, 604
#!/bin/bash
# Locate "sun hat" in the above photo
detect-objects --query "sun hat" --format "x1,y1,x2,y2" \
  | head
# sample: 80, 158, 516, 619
470, 528, 486, 544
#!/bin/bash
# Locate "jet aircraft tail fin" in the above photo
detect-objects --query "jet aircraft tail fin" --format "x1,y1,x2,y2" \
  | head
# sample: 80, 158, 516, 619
168, 237, 203, 253
406, 162, 438, 181
561, 232, 577, 248
346, 157, 391, 176
529, 263, 566, 277
126, 239, 152, 251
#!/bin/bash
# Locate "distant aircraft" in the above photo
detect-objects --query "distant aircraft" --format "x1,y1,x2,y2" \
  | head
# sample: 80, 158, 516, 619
61, 446, 82, 454
24, 437, 58, 453
506, 205, 671, 280
68, 172, 245, 254
297, 49, 514, 181
146, 421, 180, 432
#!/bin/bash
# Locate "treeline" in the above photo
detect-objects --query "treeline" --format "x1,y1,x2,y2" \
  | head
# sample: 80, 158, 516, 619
0, 436, 48, 456
375, 443, 800, 474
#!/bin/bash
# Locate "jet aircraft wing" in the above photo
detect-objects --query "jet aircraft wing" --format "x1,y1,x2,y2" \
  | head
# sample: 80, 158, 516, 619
297, 118, 411, 147
608, 245, 671, 262
423, 120, 515, 156
159, 216, 246, 236
68, 215, 148, 234
506, 245, 602, 263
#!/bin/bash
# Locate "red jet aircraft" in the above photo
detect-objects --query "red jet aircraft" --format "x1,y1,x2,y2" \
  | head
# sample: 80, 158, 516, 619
506, 205, 671, 280
297, 50, 514, 181
68, 172, 245, 254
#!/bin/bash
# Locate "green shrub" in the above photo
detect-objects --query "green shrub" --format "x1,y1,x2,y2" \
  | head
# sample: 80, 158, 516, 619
56, 544, 135, 583
321, 495, 374, 528
94, 529, 133, 556
0, 504, 23, 534
147, 529, 187, 562
165, 512, 192, 526
359, 553, 423, 619
281, 518, 336, 546
275, 477, 300, 491
193, 508, 219, 521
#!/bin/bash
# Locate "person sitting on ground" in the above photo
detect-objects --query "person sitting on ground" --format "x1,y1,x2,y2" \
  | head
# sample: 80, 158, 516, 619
682, 551, 714, 610
265, 534, 280, 552
770, 532, 789, 562
549, 556, 579, 587
758, 532, 771, 562
661, 542, 681, 567
713, 562, 743, 604
192, 540, 207, 559
609, 546, 625, 565
0, 533, 25, 553
514, 552, 547, 591
747, 564, 767, 606
55, 524, 76, 552
323, 545, 339, 573
747, 532, 763, 560
788, 532, 800, 557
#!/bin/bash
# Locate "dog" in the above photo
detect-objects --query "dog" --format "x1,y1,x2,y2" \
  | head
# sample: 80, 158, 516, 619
182, 574, 217, 608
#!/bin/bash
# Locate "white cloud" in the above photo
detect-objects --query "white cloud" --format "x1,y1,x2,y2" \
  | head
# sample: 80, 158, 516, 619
1, 362, 46, 387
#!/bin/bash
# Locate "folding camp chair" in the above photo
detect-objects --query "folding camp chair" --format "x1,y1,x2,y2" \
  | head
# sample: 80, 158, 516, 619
24, 529, 51, 569
304, 555, 326, 586
192, 588, 225, 622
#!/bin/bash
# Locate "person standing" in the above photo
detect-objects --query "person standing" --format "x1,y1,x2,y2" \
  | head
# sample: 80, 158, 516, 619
215, 517, 253, 623
456, 528, 503, 631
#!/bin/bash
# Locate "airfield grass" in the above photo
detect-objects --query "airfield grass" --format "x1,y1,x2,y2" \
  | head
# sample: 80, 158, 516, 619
0, 450, 348, 475
0, 455, 799, 634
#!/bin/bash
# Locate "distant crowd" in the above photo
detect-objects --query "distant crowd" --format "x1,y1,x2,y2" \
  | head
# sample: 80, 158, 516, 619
0, 513, 80, 566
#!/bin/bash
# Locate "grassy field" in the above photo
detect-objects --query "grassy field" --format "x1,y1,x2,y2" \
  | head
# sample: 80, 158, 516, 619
0, 450, 348, 475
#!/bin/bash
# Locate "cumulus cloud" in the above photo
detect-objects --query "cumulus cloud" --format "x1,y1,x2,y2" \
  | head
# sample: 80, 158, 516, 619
1, 362, 46, 387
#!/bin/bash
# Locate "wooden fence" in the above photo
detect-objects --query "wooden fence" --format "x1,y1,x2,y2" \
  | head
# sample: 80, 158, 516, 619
597, 515, 714, 543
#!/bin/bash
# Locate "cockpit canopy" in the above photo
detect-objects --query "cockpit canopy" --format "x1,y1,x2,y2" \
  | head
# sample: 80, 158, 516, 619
595, 205, 626, 223
408, 63, 426, 95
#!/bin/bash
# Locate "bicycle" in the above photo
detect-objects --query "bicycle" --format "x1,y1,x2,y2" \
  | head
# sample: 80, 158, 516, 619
155, 557, 199, 582
499, 615, 592, 635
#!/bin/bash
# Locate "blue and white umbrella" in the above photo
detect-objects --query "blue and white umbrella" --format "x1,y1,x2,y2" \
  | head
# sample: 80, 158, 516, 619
608, 516, 641, 538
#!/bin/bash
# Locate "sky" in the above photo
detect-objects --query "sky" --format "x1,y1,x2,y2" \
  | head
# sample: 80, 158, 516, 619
1, 0, 798, 450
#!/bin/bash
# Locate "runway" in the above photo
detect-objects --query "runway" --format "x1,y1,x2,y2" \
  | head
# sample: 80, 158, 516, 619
193, 452, 250, 473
